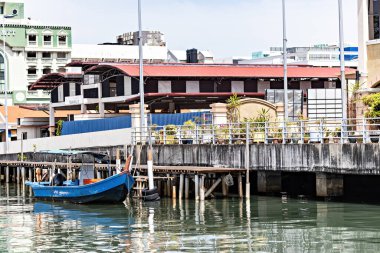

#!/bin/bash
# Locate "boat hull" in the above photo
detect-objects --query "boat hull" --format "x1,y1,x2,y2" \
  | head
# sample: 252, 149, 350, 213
26, 172, 134, 204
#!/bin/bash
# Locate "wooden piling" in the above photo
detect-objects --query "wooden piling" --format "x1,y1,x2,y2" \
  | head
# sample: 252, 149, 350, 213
205, 178, 222, 198
179, 174, 184, 199
199, 175, 205, 201
195, 174, 199, 201
172, 185, 176, 200
166, 175, 171, 197
222, 176, 228, 197
238, 173, 243, 198
185, 175, 189, 199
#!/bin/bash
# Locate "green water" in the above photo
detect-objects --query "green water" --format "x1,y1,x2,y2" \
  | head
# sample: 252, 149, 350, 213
1, 184, 380, 252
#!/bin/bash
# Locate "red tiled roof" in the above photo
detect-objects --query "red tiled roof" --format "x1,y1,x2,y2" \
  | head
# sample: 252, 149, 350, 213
88, 64, 356, 79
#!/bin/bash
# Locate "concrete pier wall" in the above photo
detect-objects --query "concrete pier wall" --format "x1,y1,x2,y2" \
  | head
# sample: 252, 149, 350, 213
138, 144, 380, 175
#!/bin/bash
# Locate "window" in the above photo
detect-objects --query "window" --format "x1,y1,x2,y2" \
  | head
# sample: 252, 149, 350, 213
43, 35, 52, 46
266, 89, 303, 121
58, 35, 67, 46
0, 6, 4, 15
27, 52, 37, 59
58, 67, 66, 73
42, 52, 51, 59
57, 52, 66, 59
43, 68, 51, 74
28, 68, 37, 75
28, 35, 37, 46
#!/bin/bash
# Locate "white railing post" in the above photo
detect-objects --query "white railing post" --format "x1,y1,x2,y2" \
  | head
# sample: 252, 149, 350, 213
246, 122, 249, 144
340, 118, 344, 144
362, 118, 366, 143
195, 125, 199, 144
212, 124, 215, 145
300, 121, 304, 143
282, 121, 286, 144
319, 120, 323, 144
163, 128, 167, 144
228, 123, 232, 144
178, 126, 182, 144
264, 122, 268, 144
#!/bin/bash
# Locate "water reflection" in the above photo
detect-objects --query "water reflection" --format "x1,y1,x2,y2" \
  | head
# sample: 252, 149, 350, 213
2, 184, 380, 252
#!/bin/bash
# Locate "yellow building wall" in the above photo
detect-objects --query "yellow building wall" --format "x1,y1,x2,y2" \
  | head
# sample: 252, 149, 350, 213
238, 98, 277, 121
367, 43, 380, 87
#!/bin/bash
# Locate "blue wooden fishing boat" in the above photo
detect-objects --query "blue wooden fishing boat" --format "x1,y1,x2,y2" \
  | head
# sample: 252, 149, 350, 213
25, 150, 135, 204
26, 171, 135, 204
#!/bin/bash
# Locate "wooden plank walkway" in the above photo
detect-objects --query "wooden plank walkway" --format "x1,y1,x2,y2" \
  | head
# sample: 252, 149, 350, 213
0, 160, 116, 170
134, 165, 246, 174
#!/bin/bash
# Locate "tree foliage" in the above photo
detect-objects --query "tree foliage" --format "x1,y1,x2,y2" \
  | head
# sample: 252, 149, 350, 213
362, 93, 380, 118
226, 94, 241, 123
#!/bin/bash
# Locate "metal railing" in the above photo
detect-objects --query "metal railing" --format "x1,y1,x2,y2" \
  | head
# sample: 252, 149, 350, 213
131, 118, 380, 145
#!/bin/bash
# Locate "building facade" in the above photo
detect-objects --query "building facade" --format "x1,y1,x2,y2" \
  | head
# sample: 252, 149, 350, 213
0, 1, 72, 105
240, 45, 358, 68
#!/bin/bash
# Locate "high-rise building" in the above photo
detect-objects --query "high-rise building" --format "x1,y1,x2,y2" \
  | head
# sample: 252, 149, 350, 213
0, 1, 72, 105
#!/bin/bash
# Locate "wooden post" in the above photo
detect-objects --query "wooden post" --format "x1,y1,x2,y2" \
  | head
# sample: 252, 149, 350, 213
172, 185, 176, 200
5, 166, 9, 183
167, 174, 171, 197
205, 178, 222, 198
157, 179, 162, 196
199, 175, 205, 201
195, 174, 199, 201
222, 176, 228, 197
238, 173, 243, 198
179, 174, 184, 199
185, 175, 189, 199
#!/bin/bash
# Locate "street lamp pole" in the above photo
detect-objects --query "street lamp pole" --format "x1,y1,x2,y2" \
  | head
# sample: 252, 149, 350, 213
2, 13, 17, 152
282, 0, 289, 121
338, 0, 347, 134
138, 0, 145, 135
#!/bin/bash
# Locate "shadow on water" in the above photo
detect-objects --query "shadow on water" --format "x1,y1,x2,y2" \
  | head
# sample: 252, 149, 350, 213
2, 183, 380, 252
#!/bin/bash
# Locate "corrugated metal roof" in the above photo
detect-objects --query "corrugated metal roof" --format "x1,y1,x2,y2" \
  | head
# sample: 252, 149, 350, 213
88, 64, 355, 79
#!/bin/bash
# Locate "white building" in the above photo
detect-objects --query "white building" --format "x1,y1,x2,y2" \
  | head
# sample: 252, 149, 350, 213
240, 45, 359, 68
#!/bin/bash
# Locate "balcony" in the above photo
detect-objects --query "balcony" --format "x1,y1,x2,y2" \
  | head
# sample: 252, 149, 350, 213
43, 41, 52, 47
26, 57, 38, 63
41, 58, 53, 64
28, 41, 37, 47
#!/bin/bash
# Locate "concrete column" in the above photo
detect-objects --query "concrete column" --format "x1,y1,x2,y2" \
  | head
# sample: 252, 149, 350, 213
199, 175, 205, 201
81, 104, 87, 114
16, 167, 20, 184
316, 173, 344, 197
98, 102, 105, 118
21, 167, 25, 185
129, 103, 149, 143
210, 103, 228, 125
275, 103, 285, 121
257, 171, 282, 193
49, 106, 55, 137
179, 174, 184, 199
5, 166, 9, 183
194, 174, 199, 201
358, 0, 369, 88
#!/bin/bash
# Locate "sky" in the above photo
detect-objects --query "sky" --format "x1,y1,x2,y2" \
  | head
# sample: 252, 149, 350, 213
24, 0, 358, 58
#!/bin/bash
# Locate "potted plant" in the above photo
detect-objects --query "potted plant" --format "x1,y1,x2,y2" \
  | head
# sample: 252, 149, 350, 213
303, 132, 310, 144
348, 131, 357, 143
182, 120, 196, 144
164, 124, 178, 144
323, 129, 331, 143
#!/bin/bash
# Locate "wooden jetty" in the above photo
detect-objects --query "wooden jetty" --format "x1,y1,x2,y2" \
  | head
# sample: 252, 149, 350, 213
0, 159, 248, 201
